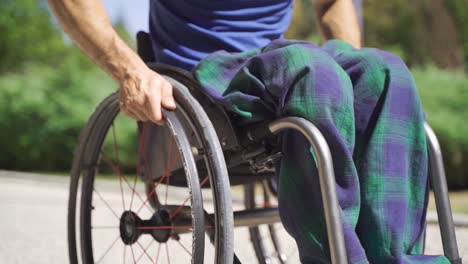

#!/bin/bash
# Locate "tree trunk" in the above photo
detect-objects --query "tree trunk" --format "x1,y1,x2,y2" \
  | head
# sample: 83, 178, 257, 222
430, 0, 463, 69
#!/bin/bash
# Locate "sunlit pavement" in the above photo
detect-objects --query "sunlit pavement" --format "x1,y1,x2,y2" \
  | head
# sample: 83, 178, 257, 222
0, 170, 467, 263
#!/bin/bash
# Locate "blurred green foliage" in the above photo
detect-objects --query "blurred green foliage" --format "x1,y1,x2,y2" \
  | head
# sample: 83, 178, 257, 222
0, 59, 115, 170
414, 67, 468, 189
363, 1, 430, 65
284, 0, 317, 40
0, 0, 70, 72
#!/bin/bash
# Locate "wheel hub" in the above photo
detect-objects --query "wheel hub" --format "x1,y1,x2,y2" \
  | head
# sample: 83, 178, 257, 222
119, 209, 172, 245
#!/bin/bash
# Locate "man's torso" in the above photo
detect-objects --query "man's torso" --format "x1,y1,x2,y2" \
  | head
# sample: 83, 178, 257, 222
149, 0, 294, 70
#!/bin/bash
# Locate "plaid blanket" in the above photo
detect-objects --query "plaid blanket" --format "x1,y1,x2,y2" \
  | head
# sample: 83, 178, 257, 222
193, 39, 449, 263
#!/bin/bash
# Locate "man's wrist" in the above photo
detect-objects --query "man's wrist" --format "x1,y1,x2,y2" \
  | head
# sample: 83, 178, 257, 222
95, 34, 148, 84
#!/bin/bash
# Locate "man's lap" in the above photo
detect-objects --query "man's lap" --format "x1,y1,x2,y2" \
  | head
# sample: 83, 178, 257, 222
192, 39, 448, 263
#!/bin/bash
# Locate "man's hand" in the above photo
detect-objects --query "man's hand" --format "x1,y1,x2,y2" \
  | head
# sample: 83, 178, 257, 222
48, 0, 175, 124
119, 69, 176, 124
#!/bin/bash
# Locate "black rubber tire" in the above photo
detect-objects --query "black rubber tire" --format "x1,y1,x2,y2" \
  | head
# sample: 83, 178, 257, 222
151, 66, 234, 264
68, 93, 118, 264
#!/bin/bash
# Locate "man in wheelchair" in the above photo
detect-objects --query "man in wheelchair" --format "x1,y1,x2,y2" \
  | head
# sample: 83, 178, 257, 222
49, 0, 455, 263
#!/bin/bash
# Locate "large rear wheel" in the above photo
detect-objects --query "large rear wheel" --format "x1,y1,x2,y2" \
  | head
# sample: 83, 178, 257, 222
79, 99, 205, 263
68, 68, 234, 264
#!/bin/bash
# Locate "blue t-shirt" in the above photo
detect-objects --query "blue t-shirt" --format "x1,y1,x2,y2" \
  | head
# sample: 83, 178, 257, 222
149, 0, 294, 70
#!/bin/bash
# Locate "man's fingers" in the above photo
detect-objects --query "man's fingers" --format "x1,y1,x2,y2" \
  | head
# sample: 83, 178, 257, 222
146, 85, 163, 125
121, 107, 145, 121
160, 80, 176, 110
121, 99, 148, 122
118, 72, 173, 124
129, 107, 149, 122
121, 107, 139, 120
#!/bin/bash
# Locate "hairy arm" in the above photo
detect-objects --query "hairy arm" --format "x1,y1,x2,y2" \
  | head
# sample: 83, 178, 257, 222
48, 0, 175, 123
312, 0, 362, 48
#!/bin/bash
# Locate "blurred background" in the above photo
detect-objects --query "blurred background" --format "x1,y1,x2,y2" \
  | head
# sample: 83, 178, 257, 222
0, 0, 467, 262
1, 0, 467, 190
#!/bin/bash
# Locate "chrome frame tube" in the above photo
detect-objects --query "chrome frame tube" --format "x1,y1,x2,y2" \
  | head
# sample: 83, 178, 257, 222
233, 207, 280, 228
171, 208, 281, 236
268, 117, 348, 264
425, 122, 461, 264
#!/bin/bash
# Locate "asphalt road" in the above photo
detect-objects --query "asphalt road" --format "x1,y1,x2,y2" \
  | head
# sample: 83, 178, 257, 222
0, 170, 466, 263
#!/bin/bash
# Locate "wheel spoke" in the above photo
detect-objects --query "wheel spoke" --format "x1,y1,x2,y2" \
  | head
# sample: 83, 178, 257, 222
95, 235, 120, 263
136, 241, 155, 263
131, 123, 149, 210
135, 240, 154, 263
112, 124, 126, 211
130, 245, 137, 264
136, 144, 181, 214
165, 243, 171, 264
175, 240, 192, 257
123, 245, 127, 264
121, 173, 153, 213
136, 132, 175, 214
169, 176, 209, 221
100, 152, 153, 213
136, 122, 165, 211
164, 174, 170, 207
129, 173, 138, 211
135, 172, 169, 214
93, 188, 120, 220
168, 197, 191, 222
154, 243, 161, 264
164, 134, 175, 207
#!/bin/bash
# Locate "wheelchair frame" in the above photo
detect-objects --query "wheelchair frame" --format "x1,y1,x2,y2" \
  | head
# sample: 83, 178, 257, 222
67, 32, 462, 264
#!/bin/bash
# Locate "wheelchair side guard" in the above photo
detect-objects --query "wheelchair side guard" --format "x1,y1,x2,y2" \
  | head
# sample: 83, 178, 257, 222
146, 63, 241, 151
268, 117, 348, 264
425, 123, 462, 264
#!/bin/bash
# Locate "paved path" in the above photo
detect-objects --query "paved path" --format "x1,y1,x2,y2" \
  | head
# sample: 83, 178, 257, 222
0, 170, 466, 263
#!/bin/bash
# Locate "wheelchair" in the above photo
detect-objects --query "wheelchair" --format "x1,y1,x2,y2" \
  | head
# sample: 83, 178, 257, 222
67, 32, 462, 264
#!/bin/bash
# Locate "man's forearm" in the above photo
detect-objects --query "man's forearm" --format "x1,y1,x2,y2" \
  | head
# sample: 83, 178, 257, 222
48, 0, 146, 82
313, 0, 362, 48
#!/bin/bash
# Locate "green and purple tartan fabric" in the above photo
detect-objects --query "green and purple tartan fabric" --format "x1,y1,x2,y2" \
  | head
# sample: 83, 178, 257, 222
193, 39, 450, 263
